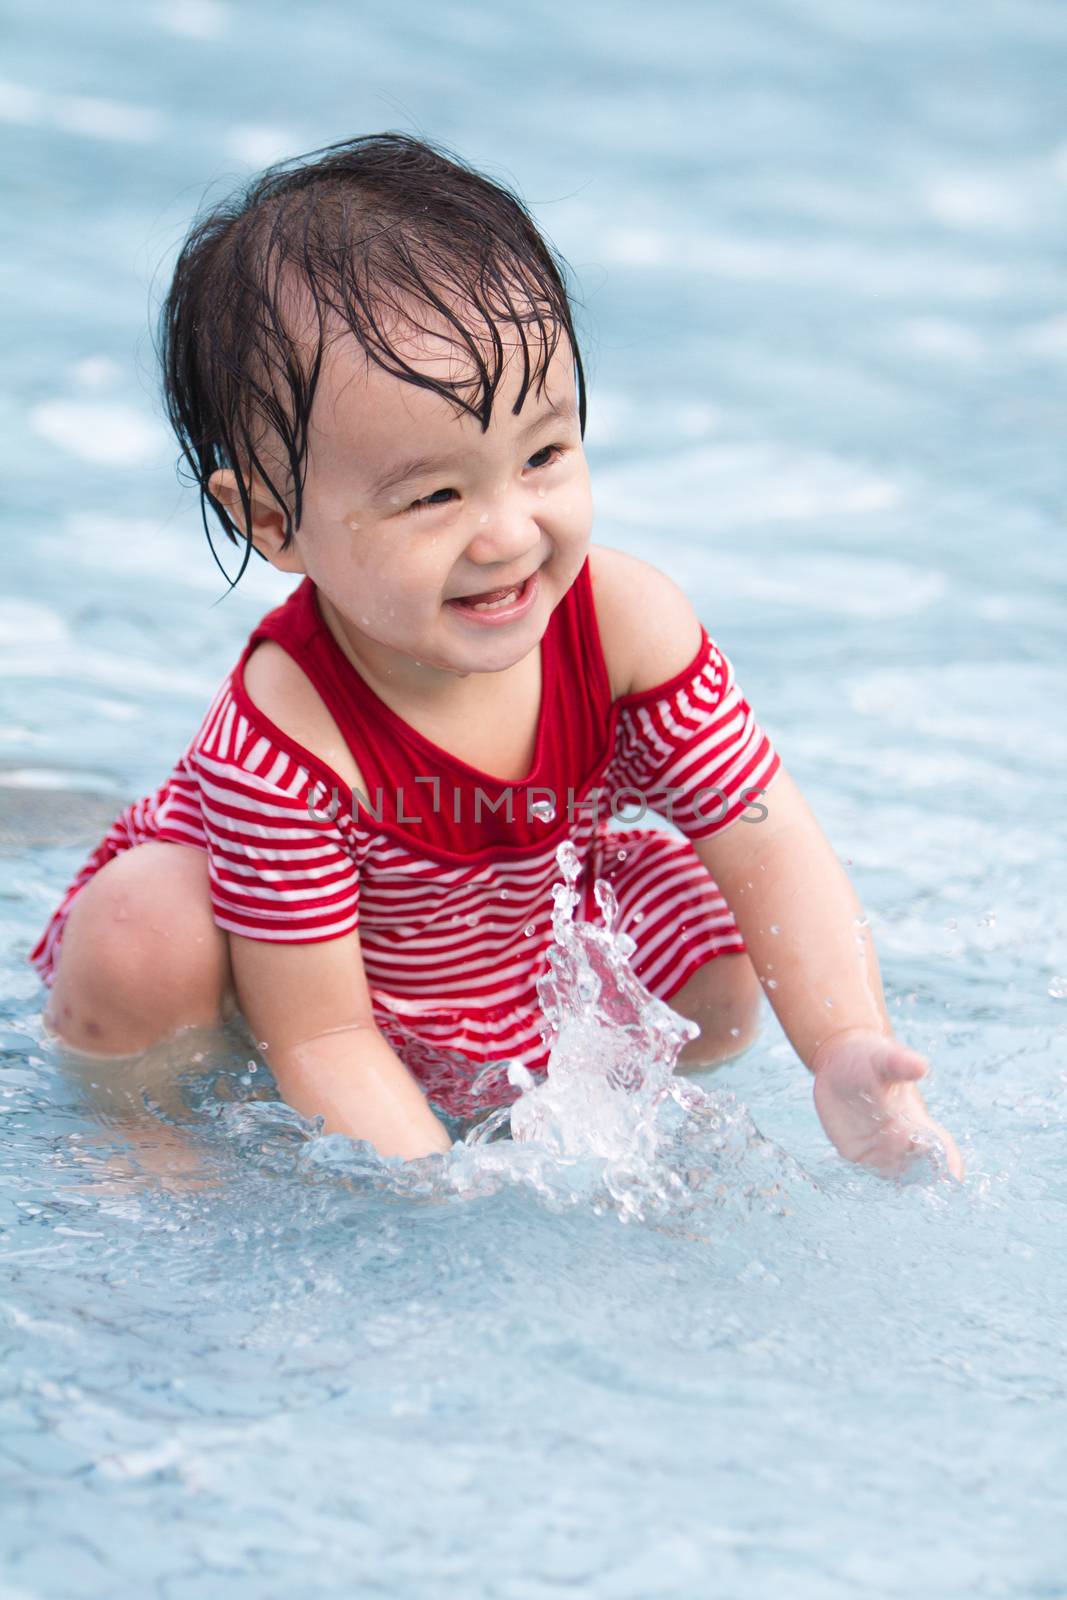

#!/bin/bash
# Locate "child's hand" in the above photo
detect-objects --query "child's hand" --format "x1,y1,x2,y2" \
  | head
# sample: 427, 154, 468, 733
811, 1029, 964, 1180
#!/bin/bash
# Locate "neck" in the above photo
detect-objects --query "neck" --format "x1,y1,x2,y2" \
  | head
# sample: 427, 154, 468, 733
317, 593, 483, 707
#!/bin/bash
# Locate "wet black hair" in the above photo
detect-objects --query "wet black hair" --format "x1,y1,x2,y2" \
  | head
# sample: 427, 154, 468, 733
157, 132, 587, 589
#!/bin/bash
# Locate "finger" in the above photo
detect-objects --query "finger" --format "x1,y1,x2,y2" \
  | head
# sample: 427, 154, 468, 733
929, 1122, 965, 1181
878, 1045, 929, 1084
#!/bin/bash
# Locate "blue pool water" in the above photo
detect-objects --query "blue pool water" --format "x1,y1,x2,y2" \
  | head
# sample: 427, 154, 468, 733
2, 1, 1066, 1594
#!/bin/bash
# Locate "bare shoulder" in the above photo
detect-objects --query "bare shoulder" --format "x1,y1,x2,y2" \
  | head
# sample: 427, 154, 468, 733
587, 544, 704, 699
241, 640, 365, 792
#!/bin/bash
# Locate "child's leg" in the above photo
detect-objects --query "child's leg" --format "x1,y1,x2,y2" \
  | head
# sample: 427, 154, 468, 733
587, 825, 762, 1072
668, 952, 763, 1071
45, 840, 236, 1057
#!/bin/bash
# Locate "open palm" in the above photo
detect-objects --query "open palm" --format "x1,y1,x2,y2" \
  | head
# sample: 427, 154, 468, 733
812, 1030, 964, 1180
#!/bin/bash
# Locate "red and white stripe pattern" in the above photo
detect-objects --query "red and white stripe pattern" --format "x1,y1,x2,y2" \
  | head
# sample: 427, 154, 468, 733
604, 631, 780, 838
29, 629, 779, 1117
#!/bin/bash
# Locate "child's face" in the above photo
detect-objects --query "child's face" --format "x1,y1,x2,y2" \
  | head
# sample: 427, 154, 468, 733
225, 318, 592, 682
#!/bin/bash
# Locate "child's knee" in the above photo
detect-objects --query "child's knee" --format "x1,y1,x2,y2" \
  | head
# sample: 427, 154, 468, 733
672, 952, 762, 1069
48, 843, 232, 1052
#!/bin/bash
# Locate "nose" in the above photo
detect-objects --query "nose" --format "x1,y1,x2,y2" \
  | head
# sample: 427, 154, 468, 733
463, 486, 542, 569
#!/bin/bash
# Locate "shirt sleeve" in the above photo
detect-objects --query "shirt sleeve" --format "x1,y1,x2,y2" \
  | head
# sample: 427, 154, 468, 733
191, 723, 360, 944
608, 628, 781, 839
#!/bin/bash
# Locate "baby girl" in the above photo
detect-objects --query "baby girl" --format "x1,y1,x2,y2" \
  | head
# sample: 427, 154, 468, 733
30, 133, 962, 1177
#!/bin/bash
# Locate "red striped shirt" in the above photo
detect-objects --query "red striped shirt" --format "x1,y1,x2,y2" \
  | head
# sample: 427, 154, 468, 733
29, 559, 781, 1115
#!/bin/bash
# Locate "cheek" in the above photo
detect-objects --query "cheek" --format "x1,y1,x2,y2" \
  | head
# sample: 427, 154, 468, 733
558, 475, 594, 537
347, 536, 450, 615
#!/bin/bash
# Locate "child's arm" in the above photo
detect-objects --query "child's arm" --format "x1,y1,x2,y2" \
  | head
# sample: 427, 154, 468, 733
229, 928, 453, 1161
590, 545, 963, 1179
694, 768, 964, 1178
226, 640, 451, 1160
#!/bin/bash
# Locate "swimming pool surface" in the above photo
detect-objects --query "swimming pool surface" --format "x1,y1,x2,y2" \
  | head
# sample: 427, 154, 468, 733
2, 1, 1066, 1594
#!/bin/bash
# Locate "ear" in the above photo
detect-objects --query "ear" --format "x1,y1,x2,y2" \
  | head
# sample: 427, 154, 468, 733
207, 468, 306, 575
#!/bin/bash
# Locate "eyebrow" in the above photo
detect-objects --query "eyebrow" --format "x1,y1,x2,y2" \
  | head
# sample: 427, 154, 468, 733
368, 399, 577, 500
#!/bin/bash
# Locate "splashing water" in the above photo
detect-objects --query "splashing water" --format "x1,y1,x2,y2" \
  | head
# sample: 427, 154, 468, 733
509, 839, 698, 1160
237, 840, 800, 1223
446, 842, 800, 1222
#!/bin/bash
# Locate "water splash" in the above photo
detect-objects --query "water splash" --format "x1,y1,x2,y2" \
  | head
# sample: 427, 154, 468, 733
209, 842, 804, 1223
447, 842, 803, 1222
507, 840, 698, 1164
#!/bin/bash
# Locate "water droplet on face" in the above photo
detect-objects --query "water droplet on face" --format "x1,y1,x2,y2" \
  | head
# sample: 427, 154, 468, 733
766, 978, 778, 990
824, 998, 834, 1008
854, 916, 869, 928
769, 924, 780, 935
348, 520, 361, 531
537, 486, 546, 498
729, 1026, 741, 1038
257, 1042, 269, 1052
1049, 977, 1067, 999
479, 512, 489, 525
360, 615, 370, 625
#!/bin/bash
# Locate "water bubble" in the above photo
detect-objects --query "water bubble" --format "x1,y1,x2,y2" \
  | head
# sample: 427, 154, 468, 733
1049, 977, 1067, 999
500, 889, 510, 900
594, 878, 619, 931
616, 849, 627, 861
465, 913, 479, 927
632, 911, 644, 924
524, 923, 536, 937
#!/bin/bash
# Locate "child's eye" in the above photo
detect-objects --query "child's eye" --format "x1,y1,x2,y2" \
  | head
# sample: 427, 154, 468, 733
527, 444, 562, 470
408, 487, 458, 514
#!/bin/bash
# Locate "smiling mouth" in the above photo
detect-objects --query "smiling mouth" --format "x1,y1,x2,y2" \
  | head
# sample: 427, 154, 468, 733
447, 572, 535, 612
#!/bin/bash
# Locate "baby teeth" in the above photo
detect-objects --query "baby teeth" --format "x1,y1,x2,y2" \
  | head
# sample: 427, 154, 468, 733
470, 587, 519, 611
